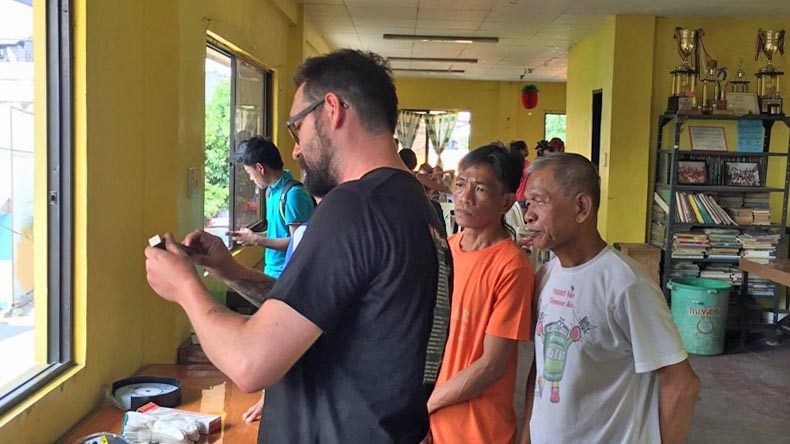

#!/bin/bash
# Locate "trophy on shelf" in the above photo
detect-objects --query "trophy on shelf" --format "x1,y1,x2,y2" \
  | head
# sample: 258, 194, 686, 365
668, 27, 703, 113
700, 59, 727, 114
729, 58, 751, 93
755, 29, 785, 114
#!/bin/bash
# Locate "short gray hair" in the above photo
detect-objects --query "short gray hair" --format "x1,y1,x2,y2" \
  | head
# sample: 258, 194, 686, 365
527, 153, 600, 211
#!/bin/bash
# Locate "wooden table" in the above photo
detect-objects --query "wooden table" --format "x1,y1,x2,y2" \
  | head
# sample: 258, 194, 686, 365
59, 364, 261, 444
738, 258, 790, 344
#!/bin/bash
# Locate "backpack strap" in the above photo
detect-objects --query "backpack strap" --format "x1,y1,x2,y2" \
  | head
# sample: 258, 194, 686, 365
279, 179, 301, 223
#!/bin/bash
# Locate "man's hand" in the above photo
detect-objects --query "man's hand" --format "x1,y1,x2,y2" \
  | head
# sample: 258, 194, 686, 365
145, 232, 203, 303
184, 229, 236, 273
242, 395, 264, 422
228, 227, 261, 247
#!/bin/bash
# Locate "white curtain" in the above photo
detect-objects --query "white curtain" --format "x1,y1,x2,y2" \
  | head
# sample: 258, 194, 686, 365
425, 112, 458, 167
396, 110, 422, 150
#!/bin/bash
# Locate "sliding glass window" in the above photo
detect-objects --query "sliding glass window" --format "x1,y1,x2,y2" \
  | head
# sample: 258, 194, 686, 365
0, 0, 73, 415
204, 44, 271, 245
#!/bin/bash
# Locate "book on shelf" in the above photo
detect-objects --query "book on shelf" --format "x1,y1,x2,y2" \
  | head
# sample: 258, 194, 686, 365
654, 192, 669, 213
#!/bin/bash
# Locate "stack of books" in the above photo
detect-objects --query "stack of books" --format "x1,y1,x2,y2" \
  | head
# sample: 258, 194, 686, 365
670, 262, 700, 278
746, 277, 776, 298
738, 229, 781, 264
726, 207, 755, 224
716, 193, 744, 209
704, 228, 741, 259
650, 221, 665, 248
700, 263, 739, 286
672, 232, 709, 259
752, 208, 771, 225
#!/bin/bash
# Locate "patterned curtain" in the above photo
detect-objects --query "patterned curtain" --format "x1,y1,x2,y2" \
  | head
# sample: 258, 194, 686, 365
396, 110, 422, 150
425, 112, 458, 167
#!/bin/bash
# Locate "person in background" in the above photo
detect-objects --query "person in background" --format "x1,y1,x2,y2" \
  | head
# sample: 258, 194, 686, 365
425, 145, 534, 444
145, 49, 452, 444
534, 140, 553, 157
415, 173, 449, 227
227, 136, 314, 279
509, 140, 529, 211
400, 148, 418, 171
521, 153, 700, 444
548, 137, 565, 153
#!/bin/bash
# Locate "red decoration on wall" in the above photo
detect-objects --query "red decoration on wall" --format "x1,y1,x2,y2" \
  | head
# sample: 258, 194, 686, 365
520, 84, 539, 109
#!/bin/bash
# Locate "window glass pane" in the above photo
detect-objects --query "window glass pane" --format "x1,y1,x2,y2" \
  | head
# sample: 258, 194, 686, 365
233, 59, 264, 230
0, 0, 37, 391
405, 110, 471, 171
545, 113, 566, 141
429, 111, 470, 171
204, 47, 232, 240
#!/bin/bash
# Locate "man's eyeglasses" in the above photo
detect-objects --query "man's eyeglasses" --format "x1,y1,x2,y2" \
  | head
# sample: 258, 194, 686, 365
285, 98, 325, 145
285, 98, 350, 144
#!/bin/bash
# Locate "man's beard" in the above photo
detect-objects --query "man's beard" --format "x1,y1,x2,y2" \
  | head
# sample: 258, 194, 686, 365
299, 119, 338, 198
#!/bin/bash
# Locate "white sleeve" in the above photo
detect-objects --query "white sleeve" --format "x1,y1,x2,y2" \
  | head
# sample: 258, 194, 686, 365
615, 278, 688, 373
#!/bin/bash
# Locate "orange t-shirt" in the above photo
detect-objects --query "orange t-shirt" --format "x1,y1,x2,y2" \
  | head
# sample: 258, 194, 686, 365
430, 233, 534, 444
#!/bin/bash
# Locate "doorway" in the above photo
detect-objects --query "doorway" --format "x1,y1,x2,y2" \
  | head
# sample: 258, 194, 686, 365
591, 89, 602, 167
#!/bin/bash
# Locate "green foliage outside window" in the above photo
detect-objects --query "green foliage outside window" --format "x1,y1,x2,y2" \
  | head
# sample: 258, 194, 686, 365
204, 78, 231, 220
545, 113, 566, 142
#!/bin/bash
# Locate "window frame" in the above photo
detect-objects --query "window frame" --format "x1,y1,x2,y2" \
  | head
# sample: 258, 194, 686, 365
0, 0, 74, 416
205, 41, 272, 240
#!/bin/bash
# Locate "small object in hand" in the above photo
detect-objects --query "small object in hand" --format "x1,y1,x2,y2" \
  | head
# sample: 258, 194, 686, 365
148, 234, 199, 256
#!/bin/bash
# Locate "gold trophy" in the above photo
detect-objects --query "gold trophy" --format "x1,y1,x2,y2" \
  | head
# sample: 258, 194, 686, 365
668, 27, 703, 113
729, 58, 750, 93
755, 29, 785, 114
700, 60, 727, 114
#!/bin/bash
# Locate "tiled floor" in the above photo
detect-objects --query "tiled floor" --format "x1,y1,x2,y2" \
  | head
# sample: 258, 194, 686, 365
685, 330, 790, 443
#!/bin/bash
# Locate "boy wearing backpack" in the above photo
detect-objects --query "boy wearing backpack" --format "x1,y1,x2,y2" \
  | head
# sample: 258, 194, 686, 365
229, 136, 315, 279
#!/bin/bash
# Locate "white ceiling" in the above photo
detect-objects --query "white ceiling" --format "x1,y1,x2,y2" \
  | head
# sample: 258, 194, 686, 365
300, 0, 790, 82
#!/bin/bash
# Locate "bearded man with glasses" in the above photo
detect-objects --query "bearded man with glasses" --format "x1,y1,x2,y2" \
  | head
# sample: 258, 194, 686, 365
145, 49, 452, 444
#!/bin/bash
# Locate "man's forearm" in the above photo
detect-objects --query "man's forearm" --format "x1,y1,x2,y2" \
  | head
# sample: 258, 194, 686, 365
260, 236, 290, 251
427, 358, 505, 414
658, 361, 701, 444
659, 387, 698, 444
207, 260, 275, 307
224, 266, 276, 307
176, 280, 258, 384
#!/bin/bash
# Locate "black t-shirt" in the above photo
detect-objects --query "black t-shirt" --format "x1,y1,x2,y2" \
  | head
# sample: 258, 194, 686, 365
259, 168, 452, 444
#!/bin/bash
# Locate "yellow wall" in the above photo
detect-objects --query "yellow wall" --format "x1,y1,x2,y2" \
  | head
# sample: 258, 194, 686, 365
0, 1, 323, 442
566, 17, 616, 235
566, 16, 656, 243
395, 78, 566, 161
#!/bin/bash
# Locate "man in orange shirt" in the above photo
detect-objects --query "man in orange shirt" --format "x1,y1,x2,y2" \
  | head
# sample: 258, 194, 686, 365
424, 144, 534, 444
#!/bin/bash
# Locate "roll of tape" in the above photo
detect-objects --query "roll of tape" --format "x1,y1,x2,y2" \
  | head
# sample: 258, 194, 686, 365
111, 376, 182, 411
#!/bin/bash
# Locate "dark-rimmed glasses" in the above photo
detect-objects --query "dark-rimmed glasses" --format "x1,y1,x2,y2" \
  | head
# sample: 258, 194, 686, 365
285, 98, 325, 144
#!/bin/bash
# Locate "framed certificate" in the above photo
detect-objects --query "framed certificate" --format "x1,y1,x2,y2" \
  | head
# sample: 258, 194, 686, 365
689, 126, 728, 151
726, 92, 760, 115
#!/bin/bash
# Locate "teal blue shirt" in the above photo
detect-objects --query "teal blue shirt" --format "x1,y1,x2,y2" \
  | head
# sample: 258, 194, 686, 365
264, 170, 314, 278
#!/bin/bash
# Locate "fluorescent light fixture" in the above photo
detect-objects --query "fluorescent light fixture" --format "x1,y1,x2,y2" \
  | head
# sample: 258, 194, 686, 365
392, 68, 465, 74
388, 56, 478, 64
383, 34, 498, 44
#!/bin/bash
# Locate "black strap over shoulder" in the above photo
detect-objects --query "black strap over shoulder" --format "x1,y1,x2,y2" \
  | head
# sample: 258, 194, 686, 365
277, 179, 316, 222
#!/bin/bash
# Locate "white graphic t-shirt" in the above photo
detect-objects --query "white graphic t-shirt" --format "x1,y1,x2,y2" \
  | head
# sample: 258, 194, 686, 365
530, 247, 687, 444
